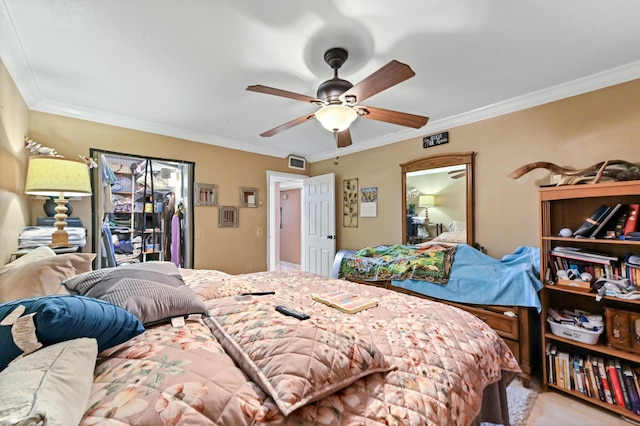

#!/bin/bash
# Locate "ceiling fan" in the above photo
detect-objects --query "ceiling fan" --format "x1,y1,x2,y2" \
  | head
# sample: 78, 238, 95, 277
247, 47, 429, 148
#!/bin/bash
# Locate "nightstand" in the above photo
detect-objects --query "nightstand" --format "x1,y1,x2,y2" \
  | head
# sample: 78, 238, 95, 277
9, 246, 80, 262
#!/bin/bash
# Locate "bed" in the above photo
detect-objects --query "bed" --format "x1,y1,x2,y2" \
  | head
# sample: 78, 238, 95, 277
333, 243, 543, 387
0, 246, 521, 426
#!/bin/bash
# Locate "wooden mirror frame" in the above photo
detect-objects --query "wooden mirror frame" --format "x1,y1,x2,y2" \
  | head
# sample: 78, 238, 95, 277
401, 151, 475, 245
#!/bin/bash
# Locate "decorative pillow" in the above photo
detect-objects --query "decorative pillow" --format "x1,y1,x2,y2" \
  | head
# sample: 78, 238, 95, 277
63, 262, 207, 325
0, 338, 97, 426
448, 220, 467, 232
205, 297, 395, 416
0, 246, 95, 303
0, 295, 144, 371
430, 230, 467, 244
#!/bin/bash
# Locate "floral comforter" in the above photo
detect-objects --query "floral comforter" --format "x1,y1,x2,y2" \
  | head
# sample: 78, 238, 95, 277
81, 269, 520, 426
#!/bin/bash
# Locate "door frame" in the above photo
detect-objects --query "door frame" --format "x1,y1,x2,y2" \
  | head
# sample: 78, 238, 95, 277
266, 171, 305, 271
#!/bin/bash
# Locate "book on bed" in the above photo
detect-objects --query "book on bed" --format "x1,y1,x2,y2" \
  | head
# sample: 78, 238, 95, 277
311, 291, 378, 314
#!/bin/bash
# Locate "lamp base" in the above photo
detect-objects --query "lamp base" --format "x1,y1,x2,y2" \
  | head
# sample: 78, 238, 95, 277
50, 231, 72, 249
49, 196, 72, 248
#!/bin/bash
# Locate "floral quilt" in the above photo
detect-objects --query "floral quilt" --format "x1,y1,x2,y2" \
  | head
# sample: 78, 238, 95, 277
80, 269, 519, 426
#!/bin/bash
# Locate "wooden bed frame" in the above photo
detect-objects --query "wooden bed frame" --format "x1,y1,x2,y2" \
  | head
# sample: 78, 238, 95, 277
345, 277, 540, 387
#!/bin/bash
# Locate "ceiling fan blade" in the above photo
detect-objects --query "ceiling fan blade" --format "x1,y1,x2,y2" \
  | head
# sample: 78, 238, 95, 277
260, 113, 316, 137
357, 105, 429, 129
449, 171, 466, 179
335, 129, 352, 148
339, 60, 415, 105
247, 85, 323, 104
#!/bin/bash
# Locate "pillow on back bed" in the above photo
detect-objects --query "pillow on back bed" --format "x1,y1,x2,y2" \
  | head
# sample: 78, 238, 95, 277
0, 246, 95, 303
63, 262, 207, 325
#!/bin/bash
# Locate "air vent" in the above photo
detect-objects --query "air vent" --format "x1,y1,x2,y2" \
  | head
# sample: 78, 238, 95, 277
288, 155, 306, 171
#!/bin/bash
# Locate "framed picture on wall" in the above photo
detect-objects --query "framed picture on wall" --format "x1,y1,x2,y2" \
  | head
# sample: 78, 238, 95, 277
218, 206, 238, 227
343, 178, 358, 227
240, 187, 258, 207
195, 183, 217, 206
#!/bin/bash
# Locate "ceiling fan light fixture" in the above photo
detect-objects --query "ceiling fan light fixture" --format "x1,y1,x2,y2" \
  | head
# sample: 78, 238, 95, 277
315, 104, 357, 132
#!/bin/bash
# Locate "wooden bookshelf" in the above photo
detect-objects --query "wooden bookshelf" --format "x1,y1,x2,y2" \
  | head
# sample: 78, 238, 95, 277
540, 181, 640, 420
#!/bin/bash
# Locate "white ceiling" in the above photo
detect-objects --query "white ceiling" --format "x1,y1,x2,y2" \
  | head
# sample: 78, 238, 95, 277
2, 1, 640, 163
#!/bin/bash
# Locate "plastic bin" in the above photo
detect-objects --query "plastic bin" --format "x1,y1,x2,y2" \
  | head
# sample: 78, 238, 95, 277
547, 318, 604, 345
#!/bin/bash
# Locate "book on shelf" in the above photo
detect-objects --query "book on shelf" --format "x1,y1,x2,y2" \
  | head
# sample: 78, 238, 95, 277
551, 247, 619, 266
573, 355, 585, 395
590, 203, 626, 239
557, 351, 570, 390
574, 204, 612, 238
607, 359, 626, 407
615, 207, 631, 238
624, 204, 639, 236
622, 363, 640, 415
598, 357, 614, 404
311, 291, 378, 314
548, 344, 557, 385
588, 355, 605, 402
615, 358, 632, 410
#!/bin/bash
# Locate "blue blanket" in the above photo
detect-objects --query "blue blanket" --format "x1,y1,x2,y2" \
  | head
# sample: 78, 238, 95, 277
333, 245, 543, 312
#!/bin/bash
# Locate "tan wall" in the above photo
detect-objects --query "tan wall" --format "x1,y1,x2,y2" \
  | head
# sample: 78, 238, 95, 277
310, 79, 640, 258
3, 53, 639, 265
0, 58, 30, 264
25, 111, 304, 273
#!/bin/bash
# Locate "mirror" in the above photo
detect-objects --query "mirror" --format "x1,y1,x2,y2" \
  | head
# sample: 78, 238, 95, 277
401, 152, 474, 245
240, 187, 258, 207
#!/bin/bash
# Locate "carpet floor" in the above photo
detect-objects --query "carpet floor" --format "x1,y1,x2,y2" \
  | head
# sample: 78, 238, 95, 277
482, 377, 539, 426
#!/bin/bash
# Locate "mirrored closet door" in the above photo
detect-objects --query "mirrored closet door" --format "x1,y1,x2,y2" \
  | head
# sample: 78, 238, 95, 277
90, 149, 195, 269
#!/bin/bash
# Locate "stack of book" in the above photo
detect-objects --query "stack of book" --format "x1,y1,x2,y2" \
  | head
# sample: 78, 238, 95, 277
550, 247, 620, 280
549, 248, 640, 286
625, 254, 640, 286
573, 203, 639, 240
545, 344, 640, 415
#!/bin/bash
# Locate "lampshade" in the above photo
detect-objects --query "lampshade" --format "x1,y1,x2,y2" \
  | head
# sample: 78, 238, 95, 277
25, 156, 92, 197
25, 156, 92, 247
418, 195, 435, 207
315, 104, 357, 132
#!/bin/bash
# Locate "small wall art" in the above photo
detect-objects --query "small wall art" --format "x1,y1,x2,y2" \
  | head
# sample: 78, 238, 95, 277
195, 183, 217, 206
360, 186, 377, 217
240, 187, 258, 207
343, 178, 358, 227
218, 206, 238, 227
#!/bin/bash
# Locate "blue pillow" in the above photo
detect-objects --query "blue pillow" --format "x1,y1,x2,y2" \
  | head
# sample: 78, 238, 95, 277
0, 295, 144, 371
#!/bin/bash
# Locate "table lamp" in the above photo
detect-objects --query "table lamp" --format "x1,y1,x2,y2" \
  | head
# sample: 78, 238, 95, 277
25, 156, 92, 247
418, 195, 435, 223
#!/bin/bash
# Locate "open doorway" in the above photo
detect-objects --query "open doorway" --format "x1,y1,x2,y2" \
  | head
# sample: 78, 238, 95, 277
266, 171, 304, 271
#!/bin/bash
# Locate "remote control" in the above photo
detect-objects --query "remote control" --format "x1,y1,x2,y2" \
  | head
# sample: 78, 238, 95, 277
240, 291, 276, 296
275, 305, 310, 320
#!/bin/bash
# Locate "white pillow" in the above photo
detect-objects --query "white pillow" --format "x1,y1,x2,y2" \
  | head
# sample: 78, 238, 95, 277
0, 338, 97, 426
448, 220, 467, 232
430, 231, 467, 244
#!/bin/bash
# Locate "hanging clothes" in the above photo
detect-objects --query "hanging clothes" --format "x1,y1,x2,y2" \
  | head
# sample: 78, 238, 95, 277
101, 154, 116, 214
171, 205, 183, 268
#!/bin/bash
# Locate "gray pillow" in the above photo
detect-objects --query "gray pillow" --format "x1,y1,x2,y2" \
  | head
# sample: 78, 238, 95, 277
63, 262, 207, 325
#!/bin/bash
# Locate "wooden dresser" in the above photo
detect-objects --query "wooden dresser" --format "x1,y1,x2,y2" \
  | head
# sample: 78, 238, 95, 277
347, 278, 539, 387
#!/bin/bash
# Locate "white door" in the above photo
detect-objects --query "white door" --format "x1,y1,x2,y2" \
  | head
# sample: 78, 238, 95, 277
302, 173, 335, 276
